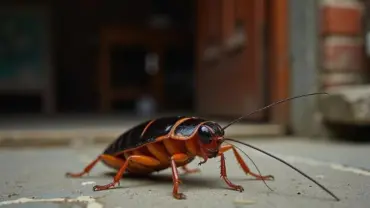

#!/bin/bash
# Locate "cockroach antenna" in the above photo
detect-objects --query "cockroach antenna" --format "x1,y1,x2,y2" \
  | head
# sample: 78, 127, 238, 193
221, 92, 328, 130
220, 92, 339, 201
223, 138, 340, 201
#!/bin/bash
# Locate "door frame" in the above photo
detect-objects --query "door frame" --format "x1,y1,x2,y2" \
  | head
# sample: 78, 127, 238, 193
266, 0, 290, 125
195, 0, 290, 124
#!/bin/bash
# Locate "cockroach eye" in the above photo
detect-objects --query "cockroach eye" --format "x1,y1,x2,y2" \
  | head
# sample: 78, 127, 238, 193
198, 125, 212, 144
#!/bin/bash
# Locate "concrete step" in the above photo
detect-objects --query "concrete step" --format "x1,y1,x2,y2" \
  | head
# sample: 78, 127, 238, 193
319, 85, 370, 125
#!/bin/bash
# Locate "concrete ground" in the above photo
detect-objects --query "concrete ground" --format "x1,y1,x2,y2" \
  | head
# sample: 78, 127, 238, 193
0, 138, 369, 208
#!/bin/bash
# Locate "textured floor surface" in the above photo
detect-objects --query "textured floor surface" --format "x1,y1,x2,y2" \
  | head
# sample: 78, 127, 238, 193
0, 138, 369, 208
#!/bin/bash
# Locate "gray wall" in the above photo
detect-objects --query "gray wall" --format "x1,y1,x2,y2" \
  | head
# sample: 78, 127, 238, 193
289, 0, 322, 136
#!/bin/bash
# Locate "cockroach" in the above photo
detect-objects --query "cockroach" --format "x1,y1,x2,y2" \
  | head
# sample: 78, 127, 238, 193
66, 92, 340, 201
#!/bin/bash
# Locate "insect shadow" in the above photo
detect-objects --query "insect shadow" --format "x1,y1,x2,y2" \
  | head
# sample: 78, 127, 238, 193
66, 168, 337, 201
75, 170, 225, 191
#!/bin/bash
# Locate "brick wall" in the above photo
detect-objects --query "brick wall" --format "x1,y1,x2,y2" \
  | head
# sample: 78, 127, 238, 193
320, 0, 366, 89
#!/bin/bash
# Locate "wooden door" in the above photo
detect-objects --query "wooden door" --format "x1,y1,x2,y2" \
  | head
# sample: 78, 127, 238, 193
195, 0, 267, 120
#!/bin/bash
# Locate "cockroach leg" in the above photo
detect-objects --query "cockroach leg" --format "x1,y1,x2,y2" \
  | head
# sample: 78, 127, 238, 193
66, 156, 101, 177
181, 165, 200, 174
93, 161, 128, 191
220, 153, 244, 192
171, 160, 185, 199
170, 154, 189, 199
219, 144, 274, 180
224, 138, 341, 201
93, 155, 160, 191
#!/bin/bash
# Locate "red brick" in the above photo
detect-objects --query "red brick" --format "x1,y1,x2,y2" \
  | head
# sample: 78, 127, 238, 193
322, 37, 364, 72
321, 4, 363, 35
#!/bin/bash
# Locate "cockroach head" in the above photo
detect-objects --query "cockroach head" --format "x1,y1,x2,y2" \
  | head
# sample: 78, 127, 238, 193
197, 121, 224, 158
197, 93, 329, 159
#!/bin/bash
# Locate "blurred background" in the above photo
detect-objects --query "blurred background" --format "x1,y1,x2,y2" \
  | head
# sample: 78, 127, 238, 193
0, 0, 369, 141
1, 1, 370, 207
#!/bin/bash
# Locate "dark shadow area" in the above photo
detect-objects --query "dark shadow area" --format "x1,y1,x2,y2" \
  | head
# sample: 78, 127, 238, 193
0, 94, 42, 113
323, 120, 370, 143
67, 171, 224, 191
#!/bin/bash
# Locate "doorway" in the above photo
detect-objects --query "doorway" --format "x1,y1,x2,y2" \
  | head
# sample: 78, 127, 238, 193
41, 0, 288, 124
54, 0, 196, 114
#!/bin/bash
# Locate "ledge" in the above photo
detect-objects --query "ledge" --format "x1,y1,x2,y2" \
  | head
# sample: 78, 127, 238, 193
319, 85, 370, 125
0, 116, 285, 147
